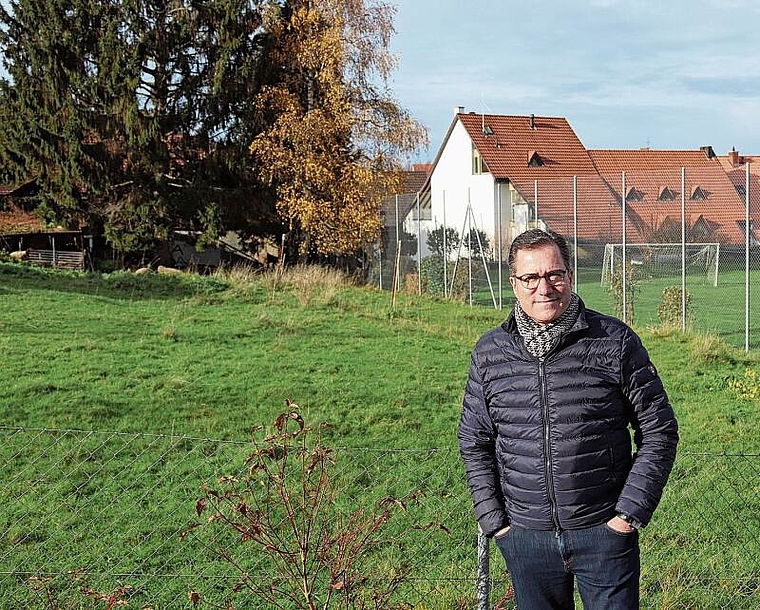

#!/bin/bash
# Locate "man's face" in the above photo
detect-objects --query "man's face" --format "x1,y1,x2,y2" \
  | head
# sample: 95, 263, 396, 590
509, 243, 573, 324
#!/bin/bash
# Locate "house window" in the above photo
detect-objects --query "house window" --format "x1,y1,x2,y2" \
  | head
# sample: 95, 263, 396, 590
691, 186, 707, 201
527, 150, 544, 167
626, 187, 643, 201
658, 186, 675, 201
472, 146, 488, 174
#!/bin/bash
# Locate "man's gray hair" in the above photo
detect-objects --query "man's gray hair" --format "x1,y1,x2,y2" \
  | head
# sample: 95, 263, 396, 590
508, 229, 571, 275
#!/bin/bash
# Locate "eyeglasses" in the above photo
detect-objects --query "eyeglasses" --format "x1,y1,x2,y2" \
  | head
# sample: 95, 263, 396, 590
513, 269, 568, 290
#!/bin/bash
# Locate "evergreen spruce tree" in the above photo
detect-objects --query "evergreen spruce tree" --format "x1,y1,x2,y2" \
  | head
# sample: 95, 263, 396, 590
0, 0, 278, 260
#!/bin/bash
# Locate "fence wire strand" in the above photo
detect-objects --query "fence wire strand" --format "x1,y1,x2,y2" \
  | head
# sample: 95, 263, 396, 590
1, 427, 758, 609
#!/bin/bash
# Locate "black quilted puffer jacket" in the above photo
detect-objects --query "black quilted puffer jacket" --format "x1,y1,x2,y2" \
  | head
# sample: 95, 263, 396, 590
458, 300, 679, 537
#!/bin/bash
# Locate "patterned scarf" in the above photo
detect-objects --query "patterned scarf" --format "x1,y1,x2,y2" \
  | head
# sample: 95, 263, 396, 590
514, 293, 581, 361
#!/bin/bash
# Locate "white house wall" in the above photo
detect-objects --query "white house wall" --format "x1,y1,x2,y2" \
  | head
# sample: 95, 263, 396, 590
427, 120, 497, 258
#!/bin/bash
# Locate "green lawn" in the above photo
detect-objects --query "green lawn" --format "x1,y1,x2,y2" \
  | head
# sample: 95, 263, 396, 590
1, 262, 759, 609
464, 264, 760, 350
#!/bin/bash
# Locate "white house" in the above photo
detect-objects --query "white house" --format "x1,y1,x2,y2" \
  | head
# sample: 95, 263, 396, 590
409, 109, 635, 259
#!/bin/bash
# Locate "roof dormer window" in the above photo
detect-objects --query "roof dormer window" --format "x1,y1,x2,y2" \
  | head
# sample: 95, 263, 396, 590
527, 150, 544, 167
658, 186, 675, 201
626, 187, 643, 201
690, 186, 707, 201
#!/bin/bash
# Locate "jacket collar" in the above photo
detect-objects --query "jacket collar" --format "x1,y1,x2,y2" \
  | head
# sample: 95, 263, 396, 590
502, 295, 590, 337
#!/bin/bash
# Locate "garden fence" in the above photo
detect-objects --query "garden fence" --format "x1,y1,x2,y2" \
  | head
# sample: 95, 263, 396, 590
373, 166, 760, 351
1, 427, 758, 609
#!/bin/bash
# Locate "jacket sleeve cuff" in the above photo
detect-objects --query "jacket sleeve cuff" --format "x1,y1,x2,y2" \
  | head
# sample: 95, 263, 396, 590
478, 511, 509, 538
615, 502, 650, 529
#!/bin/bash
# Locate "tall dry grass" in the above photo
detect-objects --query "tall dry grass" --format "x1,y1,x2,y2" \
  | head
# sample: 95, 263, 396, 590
213, 263, 351, 306
276, 264, 351, 306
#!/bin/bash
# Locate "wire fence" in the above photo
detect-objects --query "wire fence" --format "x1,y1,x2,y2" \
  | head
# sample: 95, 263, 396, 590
372, 166, 760, 351
1, 427, 758, 609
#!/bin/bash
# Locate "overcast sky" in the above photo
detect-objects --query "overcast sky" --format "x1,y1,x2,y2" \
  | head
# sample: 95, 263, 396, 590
390, 0, 760, 163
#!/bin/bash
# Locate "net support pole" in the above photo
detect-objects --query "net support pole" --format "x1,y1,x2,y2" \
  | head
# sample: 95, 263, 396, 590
498, 184, 503, 310
622, 172, 627, 324
416, 192, 422, 295
573, 175, 579, 294
681, 167, 687, 331
746, 162, 751, 352
468, 188, 473, 307
443, 192, 448, 299
395, 194, 400, 292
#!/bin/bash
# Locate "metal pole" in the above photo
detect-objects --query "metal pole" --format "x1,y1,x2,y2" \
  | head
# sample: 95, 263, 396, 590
443, 192, 448, 299
395, 194, 400, 292
449, 207, 470, 298
622, 172, 627, 324
534, 180, 538, 227
573, 176, 578, 293
498, 184, 503, 309
416, 192, 422, 294
746, 162, 751, 352
477, 525, 490, 610
681, 167, 686, 330
468, 189, 473, 306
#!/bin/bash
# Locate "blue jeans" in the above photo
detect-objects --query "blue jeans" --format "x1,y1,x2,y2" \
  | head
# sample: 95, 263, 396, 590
495, 524, 640, 610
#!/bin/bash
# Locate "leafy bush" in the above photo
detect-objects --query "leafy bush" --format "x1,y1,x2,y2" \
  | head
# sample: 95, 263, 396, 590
419, 256, 486, 302
606, 263, 636, 325
420, 255, 446, 296
426, 227, 459, 258
657, 285, 692, 326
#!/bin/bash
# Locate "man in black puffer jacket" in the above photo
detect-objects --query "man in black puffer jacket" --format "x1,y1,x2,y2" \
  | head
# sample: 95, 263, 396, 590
459, 229, 679, 609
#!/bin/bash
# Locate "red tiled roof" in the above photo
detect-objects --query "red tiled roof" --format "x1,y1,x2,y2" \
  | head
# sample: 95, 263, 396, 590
589, 149, 747, 244
381, 169, 429, 226
717, 152, 760, 223
458, 113, 642, 241
591, 148, 718, 173
458, 113, 601, 180
402, 169, 428, 194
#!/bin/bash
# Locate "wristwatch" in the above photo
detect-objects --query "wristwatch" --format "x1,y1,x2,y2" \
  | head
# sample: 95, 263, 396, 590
617, 513, 643, 530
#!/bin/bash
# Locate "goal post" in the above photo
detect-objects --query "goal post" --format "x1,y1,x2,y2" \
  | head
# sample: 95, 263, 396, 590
601, 242, 720, 287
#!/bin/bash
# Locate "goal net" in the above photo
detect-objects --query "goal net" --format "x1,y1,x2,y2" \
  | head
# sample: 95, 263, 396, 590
601, 243, 719, 287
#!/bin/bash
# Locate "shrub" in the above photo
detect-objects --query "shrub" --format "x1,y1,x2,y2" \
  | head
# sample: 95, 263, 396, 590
606, 263, 636, 325
420, 255, 446, 296
419, 256, 487, 302
187, 404, 416, 609
657, 286, 692, 326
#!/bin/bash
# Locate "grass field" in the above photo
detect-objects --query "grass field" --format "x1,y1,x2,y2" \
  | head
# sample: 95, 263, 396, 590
1, 261, 759, 609
465, 264, 760, 350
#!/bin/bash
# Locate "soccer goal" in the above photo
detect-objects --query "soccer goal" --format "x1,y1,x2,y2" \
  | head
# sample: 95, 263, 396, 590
601, 243, 720, 287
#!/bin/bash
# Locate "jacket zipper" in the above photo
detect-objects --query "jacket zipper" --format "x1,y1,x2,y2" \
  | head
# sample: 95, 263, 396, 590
539, 360, 561, 533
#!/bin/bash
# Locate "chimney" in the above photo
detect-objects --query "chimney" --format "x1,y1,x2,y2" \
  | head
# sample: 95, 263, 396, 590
529, 114, 535, 130
728, 147, 741, 167
455, 106, 465, 115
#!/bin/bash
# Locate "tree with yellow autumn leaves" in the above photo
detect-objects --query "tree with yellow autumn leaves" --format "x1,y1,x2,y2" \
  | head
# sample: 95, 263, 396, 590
250, 0, 427, 257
